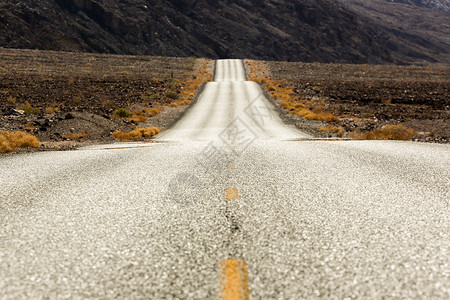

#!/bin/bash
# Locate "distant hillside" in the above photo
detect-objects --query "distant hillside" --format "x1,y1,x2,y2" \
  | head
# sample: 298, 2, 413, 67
0, 0, 449, 64
385, 0, 450, 12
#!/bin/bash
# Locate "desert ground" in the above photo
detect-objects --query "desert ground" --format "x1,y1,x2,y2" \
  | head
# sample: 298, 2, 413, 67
250, 61, 449, 143
1, 48, 448, 153
0, 48, 214, 151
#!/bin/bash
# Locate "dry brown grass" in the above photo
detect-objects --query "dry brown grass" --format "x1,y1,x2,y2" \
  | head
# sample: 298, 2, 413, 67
318, 125, 346, 136
167, 100, 191, 107
128, 111, 148, 123
63, 132, 89, 140
0, 131, 40, 153
172, 61, 212, 106
145, 108, 162, 116
112, 127, 161, 141
44, 107, 59, 114
247, 59, 340, 123
350, 124, 417, 140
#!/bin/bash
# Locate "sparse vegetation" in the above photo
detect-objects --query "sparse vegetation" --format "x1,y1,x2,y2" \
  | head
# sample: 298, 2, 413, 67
7, 96, 16, 104
351, 124, 417, 140
318, 125, 346, 136
113, 108, 132, 118
18, 103, 40, 114
167, 100, 191, 107
128, 111, 148, 123
44, 107, 58, 114
247, 59, 341, 124
145, 108, 162, 116
112, 127, 161, 141
0, 131, 40, 153
165, 91, 179, 100
64, 132, 89, 140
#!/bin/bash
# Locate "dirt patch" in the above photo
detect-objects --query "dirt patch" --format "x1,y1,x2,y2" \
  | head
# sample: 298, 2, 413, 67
251, 60, 449, 143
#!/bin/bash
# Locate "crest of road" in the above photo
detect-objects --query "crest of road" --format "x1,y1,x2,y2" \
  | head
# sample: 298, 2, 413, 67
1, 60, 449, 299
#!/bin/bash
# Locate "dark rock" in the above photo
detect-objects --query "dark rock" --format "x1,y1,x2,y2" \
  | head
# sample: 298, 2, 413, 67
0, 0, 448, 64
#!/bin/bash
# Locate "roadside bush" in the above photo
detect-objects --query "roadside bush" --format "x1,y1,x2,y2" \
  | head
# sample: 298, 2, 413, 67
0, 131, 40, 153
167, 100, 191, 107
351, 124, 417, 140
128, 111, 148, 123
145, 108, 162, 116
113, 108, 132, 118
112, 127, 161, 141
165, 91, 179, 100
318, 125, 345, 136
18, 103, 40, 114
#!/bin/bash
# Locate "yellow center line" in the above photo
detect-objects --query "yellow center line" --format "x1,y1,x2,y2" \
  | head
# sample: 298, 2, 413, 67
220, 259, 250, 300
226, 188, 239, 200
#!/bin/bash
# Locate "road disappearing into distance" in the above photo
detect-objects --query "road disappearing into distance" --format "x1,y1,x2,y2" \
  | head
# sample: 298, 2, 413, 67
1, 60, 449, 299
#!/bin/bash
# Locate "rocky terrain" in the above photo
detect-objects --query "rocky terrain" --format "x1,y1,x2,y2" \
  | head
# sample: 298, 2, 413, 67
384, 0, 450, 11
0, 0, 449, 64
0, 48, 206, 150
263, 61, 450, 143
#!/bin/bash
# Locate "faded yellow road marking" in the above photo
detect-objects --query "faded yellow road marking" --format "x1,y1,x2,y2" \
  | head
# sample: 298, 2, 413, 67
226, 188, 239, 200
228, 162, 236, 169
220, 259, 250, 300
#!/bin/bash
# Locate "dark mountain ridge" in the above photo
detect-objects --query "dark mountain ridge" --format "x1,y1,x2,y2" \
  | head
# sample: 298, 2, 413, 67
0, 0, 449, 64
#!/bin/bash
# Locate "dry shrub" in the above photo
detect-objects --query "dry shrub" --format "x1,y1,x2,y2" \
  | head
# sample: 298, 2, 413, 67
167, 100, 191, 107
73, 96, 82, 105
318, 125, 345, 136
18, 103, 40, 114
291, 108, 339, 122
145, 108, 162, 116
7, 96, 16, 104
281, 101, 306, 110
112, 127, 161, 141
128, 111, 148, 123
0, 131, 40, 153
64, 132, 89, 140
44, 107, 56, 114
351, 124, 417, 140
165, 91, 179, 100
112, 108, 131, 118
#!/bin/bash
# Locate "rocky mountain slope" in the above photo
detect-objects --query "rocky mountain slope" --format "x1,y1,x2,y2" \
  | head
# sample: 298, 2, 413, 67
385, 0, 450, 12
0, 0, 449, 64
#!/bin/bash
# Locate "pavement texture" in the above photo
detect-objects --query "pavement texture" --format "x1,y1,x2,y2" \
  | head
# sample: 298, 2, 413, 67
1, 59, 449, 299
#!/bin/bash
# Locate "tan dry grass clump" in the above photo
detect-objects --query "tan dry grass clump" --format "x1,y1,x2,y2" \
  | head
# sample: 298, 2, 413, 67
351, 124, 417, 140
128, 111, 148, 123
112, 127, 161, 141
318, 125, 346, 136
64, 132, 89, 140
167, 100, 191, 107
0, 131, 40, 153
145, 108, 162, 116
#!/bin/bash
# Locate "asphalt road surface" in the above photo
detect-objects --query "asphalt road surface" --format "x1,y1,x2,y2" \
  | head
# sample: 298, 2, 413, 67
1, 59, 449, 299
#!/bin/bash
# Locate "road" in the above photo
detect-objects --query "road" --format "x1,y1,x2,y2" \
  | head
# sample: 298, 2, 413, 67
1, 59, 449, 299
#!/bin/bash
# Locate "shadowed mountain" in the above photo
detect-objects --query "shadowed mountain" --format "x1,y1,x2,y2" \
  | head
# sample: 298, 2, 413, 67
0, 0, 449, 64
